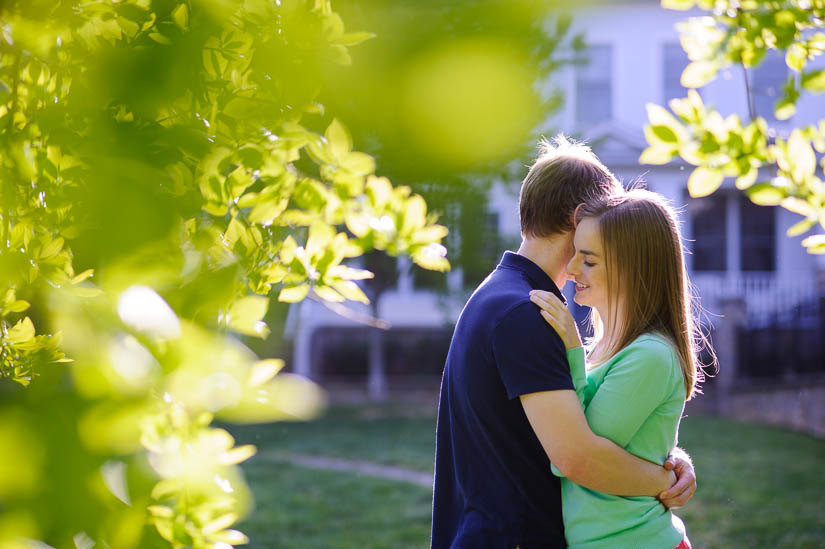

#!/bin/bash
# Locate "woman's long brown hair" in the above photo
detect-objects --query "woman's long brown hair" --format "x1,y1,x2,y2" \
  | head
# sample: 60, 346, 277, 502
577, 189, 715, 401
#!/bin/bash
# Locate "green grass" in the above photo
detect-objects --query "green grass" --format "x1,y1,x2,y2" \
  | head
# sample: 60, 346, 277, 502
239, 460, 432, 549
229, 404, 437, 472
231, 406, 825, 548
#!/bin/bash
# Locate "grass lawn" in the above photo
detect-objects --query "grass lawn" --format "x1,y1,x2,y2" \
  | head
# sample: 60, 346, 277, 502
230, 405, 825, 548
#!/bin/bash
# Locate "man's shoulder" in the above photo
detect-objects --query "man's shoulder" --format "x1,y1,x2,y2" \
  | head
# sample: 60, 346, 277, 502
463, 275, 536, 330
468, 268, 532, 308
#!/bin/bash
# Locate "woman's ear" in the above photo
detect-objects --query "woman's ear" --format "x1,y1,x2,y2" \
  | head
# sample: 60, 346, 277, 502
572, 203, 586, 229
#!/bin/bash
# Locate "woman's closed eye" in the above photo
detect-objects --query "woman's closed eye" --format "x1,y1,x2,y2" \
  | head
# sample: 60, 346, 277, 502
583, 260, 595, 267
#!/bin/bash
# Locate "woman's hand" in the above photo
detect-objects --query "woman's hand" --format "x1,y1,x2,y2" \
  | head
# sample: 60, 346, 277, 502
529, 290, 583, 350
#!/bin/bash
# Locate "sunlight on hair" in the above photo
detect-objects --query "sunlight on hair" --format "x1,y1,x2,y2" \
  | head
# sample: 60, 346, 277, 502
537, 134, 600, 165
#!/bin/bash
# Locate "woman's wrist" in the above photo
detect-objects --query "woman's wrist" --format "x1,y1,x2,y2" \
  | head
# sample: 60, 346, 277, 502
565, 333, 583, 350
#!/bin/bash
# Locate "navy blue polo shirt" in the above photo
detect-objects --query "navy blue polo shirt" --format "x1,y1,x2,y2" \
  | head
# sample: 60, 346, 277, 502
431, 251, 573, 549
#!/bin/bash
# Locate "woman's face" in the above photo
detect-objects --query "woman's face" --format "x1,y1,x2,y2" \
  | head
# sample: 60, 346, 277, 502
567, 217, 609, 311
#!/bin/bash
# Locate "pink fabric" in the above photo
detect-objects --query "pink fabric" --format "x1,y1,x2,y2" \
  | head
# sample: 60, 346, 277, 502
674, 537, 692, 549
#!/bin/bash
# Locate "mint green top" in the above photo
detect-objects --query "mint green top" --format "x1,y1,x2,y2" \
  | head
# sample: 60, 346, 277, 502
559, 333, 687, 549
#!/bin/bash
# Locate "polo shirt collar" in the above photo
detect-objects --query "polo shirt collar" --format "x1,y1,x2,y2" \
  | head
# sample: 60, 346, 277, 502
497, 251, 566, 301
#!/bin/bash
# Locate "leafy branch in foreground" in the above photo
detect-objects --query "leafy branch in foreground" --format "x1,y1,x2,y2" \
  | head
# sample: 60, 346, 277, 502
0, 0, 448, 546
644, 0, 825, 253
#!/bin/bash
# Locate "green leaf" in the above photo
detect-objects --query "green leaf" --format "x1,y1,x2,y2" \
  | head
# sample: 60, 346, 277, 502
651, 125, 679, 143
40, 237, 64, 259
400, 195, 427, 234
210, 529, 250, 545
147, 505, 174, 518
341, 152, 375, 176
681, 60, 718, 88
788, 130, 816, 182
203, 201, 228, 216
200, 174, 224, 203
171, 3, 189, 30
638, 146, 675, 165
313, 285, 345, 302
293, 178, 327, 211
330, 280, 369, 303
781, 197, 816, 218
226, 167, 253, 198
786, 218, 815, 237
411, 224, 449, 244
249, 359, 284, 387
220, 444, 256, 465
661, 0, 695, 9
411, 243, 450, 272
366, 176, 393, 210
735, 169, 757, 190
774, 99, 796, 121
327, 264, 373, 280
148, 32, 171, 45
345, 211, 370, 238
278, 284, 310, 303
227, 296, 270, 338
4, 300, 30, 314
746, 183, 786, 206
249, 198, 287, 226
331, 32, 375, 46
801, 70, 825, 93
6, 317, 35, 344
801, 234, 825, 254
687, 167, 724, 197
325, 118, 352, 159
785, 43, 806, 73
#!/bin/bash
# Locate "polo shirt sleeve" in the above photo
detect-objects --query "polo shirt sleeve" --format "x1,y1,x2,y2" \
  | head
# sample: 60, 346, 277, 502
491, 301, 575, 400
584, 341, 676, 449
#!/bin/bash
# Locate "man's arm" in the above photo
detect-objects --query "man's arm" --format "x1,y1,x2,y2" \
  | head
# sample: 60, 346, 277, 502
521, 389, 675, 496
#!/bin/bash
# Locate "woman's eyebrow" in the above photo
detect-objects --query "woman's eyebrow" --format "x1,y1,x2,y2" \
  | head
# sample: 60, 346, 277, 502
580, 249, 600, 258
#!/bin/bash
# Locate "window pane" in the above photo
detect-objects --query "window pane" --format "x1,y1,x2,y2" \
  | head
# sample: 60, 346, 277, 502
576, 45, 612, 126
740, 195, 775, 271
688, 195, 726, 271
751, 51, 787, 122
663, 43, 689, 102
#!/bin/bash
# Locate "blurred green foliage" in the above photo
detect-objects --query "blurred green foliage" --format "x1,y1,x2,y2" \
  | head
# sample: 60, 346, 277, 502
643, 0, 825, 253
318, 0, 582, 290
0, 0, 453, 546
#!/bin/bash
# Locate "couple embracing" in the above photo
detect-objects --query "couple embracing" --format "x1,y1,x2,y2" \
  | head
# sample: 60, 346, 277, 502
431, 136, 711, 548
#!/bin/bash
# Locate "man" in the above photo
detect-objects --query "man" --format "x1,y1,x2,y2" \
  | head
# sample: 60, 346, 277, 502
431, 136, 696, 548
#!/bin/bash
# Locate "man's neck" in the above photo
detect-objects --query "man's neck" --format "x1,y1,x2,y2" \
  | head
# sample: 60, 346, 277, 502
516, 234, 571, 290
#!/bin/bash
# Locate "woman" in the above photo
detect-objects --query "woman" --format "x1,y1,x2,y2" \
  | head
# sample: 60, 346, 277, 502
529, 189, 711, 548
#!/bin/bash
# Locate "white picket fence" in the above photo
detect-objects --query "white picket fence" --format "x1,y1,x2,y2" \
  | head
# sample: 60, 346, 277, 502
692, 273, 820, 329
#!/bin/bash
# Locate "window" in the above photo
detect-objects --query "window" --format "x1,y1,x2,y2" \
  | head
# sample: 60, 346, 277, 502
751, 51, 787, 122
739, 195, 775, 271
575, 45, 612, 126
688, 195, 727, 271
688, 192, 776, 273
459, 210, 502, 290
663, 43, 690, 103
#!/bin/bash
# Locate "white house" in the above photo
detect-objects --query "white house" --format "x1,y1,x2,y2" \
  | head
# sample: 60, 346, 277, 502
286, 1, 825, 387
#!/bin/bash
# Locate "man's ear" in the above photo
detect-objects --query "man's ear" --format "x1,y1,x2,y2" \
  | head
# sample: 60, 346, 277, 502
572, 203, 586, 229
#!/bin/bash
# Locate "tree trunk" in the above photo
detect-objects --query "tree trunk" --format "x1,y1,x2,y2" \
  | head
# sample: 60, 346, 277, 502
367, 320, 388, 402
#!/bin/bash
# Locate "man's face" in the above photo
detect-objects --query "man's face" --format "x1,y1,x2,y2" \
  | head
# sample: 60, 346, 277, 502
554, 230, 577, 286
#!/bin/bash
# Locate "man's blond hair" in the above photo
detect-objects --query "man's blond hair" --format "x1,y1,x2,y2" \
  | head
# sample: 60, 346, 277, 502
519, 135, 621, 237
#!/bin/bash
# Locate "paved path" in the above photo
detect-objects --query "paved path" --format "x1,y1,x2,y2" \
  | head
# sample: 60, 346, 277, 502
258, 451, 433, 488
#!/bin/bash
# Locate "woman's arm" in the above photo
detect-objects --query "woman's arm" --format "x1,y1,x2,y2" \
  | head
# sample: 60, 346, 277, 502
529, 290, 696, 507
